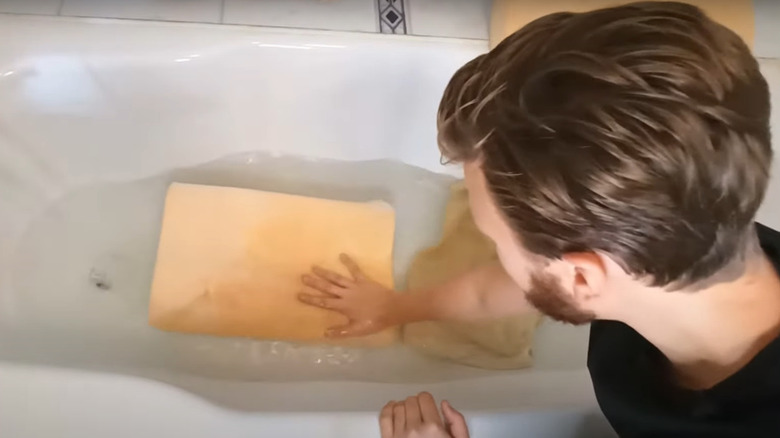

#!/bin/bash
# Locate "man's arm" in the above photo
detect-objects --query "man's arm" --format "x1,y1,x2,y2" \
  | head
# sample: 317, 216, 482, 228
298, 254, 531, 338
390, 262, 531, 324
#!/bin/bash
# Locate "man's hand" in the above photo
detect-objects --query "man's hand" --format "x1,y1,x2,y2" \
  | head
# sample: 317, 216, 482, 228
298, 254, 399, 338
380, 392, 470, 438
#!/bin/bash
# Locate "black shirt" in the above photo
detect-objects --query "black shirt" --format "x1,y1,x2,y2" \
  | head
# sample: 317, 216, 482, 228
588, 223, 780, 438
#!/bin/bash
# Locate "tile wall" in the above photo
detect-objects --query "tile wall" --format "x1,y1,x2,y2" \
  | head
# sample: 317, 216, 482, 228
1, 1, 777, 56
0, 0, 492, 40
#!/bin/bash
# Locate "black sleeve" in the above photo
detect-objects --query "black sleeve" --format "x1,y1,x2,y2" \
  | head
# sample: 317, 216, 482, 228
757, 223, 780, 267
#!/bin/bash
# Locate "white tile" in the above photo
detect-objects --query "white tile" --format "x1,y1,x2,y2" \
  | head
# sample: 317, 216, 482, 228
61, 0, 222, 23
407, 0, 490, 39
0, 0, 61, 15
223, 0, 377, 32
754, 0, 780, 58
756, 59, 780, 230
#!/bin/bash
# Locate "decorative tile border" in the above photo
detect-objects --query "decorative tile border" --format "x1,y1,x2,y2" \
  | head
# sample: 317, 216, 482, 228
377, 0, 407, 34
0, 0, 500, 40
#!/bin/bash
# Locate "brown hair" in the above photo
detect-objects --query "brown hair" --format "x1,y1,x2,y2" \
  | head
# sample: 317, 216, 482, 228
438, 1, 772, 288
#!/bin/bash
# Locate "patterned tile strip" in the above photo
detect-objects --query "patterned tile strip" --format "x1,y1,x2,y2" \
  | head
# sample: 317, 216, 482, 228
377, 0, 407, 34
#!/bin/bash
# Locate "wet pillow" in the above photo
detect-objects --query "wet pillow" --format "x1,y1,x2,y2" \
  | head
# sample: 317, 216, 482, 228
148, 182, 397, 347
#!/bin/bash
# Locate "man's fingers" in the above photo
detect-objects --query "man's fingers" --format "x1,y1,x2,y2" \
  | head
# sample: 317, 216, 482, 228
324, 323, 353, 338
379, 401, 394, 438
297, 293, 344, 311
339, 253, 366, 280
301, 274, 344, 296
417, 392, 443, 426
404, 396, 422, 430
312, 266, 351, 288
324, 320, 375, 338
393, 402, 405, 432
442, 401, 469, 438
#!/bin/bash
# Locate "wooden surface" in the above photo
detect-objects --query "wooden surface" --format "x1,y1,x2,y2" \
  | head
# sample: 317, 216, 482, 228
148, 183, 397, 347
490, 0, 754, 49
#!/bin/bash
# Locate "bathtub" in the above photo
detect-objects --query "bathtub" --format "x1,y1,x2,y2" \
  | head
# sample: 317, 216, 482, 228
1, 14, 778, 438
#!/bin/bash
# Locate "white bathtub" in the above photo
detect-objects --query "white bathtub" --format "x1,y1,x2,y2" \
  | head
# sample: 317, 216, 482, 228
1, 14, 778, 438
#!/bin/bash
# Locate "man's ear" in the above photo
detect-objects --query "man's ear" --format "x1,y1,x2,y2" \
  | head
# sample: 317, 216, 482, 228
561, 252, 607, 304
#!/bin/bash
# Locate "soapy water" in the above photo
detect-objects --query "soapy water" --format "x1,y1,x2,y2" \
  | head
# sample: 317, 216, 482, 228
4, 152, 509, 382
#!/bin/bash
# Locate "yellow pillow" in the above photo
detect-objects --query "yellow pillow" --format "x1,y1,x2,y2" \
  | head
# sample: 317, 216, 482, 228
148, 183, 397, 347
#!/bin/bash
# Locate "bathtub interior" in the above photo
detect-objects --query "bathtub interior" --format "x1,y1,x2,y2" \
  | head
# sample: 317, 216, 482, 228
0, 15, 778, 413
0, 16, 595, 409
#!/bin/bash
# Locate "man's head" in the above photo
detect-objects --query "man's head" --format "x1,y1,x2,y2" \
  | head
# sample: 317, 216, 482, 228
438, 2, 772, 324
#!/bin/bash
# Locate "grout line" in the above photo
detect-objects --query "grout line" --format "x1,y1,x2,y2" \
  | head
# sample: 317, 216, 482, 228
401, 0, 408, 35
373, 0, 380, 33
22, 13, 225, 26
401, 0, 408, 34
219, 0, 225, 24
0, 11, 490, 43
375, 0, 382, 33
57, 0, 65, 16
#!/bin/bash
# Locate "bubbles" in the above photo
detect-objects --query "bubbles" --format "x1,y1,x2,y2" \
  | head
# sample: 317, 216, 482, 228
197, 339, 364, 367
265, 341, 362, 366
187, 338, 364, 370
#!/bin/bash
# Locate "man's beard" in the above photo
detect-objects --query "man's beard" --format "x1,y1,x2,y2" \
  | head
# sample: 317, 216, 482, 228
524, 271, 595, 325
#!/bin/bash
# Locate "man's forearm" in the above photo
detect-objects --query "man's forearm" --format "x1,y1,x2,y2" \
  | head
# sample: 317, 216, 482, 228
390, 262, 530, 325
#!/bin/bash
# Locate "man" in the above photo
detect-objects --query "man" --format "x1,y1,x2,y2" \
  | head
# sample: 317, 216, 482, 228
299, 2, 780, 437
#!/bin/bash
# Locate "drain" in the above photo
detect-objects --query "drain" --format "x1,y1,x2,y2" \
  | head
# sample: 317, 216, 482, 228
89, 267, 112, 291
